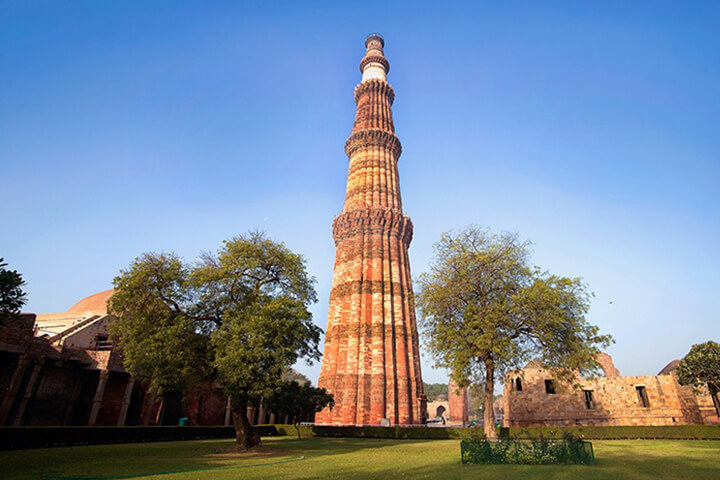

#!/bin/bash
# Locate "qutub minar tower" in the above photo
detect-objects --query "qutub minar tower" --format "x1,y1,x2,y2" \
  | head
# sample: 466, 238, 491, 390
316, 34, 426, 425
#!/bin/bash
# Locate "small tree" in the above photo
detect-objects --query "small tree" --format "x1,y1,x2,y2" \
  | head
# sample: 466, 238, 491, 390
265, 381, 334, 439
676, 341, 720, 418
415, 226, 612, 438
109, 232, 322, 449
0, 258, 28, 324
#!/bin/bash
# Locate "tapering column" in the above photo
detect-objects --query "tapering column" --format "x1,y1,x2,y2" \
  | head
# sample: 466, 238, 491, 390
317, 34, 425, 425
224, 397, 232, 426
117, 377, 135, 426
88, 370, 109, 426
448, 377, 468, 427
12, 361, 43, 426
0, 354, 29, 425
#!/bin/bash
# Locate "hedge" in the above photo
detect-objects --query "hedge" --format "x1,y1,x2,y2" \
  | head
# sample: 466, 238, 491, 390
280, 424, 720, 440
0, 426, 244, 450
507, 425, 720, 440
3, 424, 717, 450
310, 425, 467, 439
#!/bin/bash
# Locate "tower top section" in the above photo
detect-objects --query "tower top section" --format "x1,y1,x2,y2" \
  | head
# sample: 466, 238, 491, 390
361, 33, 390, 82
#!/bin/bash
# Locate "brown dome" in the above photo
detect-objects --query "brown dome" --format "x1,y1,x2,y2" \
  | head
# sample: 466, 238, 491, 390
66, 289, 115, 316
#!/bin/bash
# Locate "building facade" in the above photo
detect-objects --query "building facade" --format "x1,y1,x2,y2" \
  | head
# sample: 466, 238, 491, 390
0, 291, 286, 427
316, 34, 426, 425
503, 353, 719, 427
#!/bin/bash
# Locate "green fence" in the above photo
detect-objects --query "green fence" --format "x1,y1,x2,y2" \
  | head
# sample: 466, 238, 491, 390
461, 438, 595, 465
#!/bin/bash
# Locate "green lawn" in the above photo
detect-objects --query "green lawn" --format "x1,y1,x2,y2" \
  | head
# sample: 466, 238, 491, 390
3, 436, 719, 480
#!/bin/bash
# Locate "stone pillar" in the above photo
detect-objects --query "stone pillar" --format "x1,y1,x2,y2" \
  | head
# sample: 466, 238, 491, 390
12, 361, 43, 426
88, 370, 109, 426
224, 397, 232, 426
246, 405, 257, 425
0, 354, 29, 425
448, 377, 468, 427
116, 377, 135, 426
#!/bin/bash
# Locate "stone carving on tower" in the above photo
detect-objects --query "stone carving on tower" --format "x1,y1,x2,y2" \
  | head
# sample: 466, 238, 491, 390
316, 34, 426, 425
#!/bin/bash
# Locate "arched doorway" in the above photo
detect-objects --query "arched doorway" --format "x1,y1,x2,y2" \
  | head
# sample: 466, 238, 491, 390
436, 405, 446, 418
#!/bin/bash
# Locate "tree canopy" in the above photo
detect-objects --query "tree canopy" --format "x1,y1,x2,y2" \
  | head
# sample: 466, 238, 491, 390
415, 226, 612, 437
0, 258, 28, 324
676, 341, 720, 417
265, 380, 334, 438
423, 382, 449, 402
108, 232, 323, 448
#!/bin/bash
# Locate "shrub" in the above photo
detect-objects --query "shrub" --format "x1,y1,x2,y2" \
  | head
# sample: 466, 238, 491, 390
461, 435, 595, 465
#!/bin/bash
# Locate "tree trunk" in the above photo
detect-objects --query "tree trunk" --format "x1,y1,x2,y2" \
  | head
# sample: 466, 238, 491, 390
483, 362, 496, 439
232, 407, 261, 450
709, 383, 720, 419
295, 420, 301, 439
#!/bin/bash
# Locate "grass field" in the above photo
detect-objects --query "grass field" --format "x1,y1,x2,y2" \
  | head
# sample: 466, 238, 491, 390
3, 436, 719, 480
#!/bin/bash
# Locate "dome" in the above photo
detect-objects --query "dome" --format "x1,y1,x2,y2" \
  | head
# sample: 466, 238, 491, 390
66, 289, 115, 316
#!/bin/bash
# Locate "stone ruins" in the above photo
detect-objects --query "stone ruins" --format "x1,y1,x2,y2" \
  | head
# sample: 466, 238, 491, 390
503, 353, 719, 427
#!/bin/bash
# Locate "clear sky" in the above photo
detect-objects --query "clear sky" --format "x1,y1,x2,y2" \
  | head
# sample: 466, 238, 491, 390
2, 1, 718, 385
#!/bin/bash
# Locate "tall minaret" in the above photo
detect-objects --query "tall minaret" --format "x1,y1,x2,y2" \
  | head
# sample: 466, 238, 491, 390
316, 34, 426, 425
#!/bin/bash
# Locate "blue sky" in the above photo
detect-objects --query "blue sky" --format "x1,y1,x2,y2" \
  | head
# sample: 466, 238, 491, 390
2, 1, 718, 384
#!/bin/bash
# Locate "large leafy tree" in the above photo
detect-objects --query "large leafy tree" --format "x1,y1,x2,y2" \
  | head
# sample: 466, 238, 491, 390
0, 258, 28, 324
676, 341, 720, 418
415, 226, 612, 438
108, 232, 323, 449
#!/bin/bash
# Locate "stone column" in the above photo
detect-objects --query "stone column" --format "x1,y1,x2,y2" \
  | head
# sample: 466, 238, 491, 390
246, 405, 257, 425
88, 370, 109, 426
0, 354, 29, 425
224, 397, 232, 426
12, 361, 43, 426
116, 377, 135, 426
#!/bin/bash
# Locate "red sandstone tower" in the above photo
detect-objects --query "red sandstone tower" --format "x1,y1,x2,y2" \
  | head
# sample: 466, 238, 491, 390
316, 35, 426, 425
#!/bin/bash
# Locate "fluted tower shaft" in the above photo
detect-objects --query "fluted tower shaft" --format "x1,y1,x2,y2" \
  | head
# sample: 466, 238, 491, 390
316, 35, 426, 425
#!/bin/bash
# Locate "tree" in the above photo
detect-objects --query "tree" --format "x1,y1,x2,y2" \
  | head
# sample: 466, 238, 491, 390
265, 381, 334, 439
676, 341, 720, 418
415, 226, 612, 438
108, 232, 322, 449
423, 382, 449, 401
0, 258, 28, 324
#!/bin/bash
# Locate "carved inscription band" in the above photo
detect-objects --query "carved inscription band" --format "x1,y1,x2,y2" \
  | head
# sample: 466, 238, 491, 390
353, 79, 395, 104
345, 129, 402, 159
332, 209, 413, 244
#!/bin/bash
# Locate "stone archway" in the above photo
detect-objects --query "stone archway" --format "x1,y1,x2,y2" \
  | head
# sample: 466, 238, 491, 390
436, 405, 446, 418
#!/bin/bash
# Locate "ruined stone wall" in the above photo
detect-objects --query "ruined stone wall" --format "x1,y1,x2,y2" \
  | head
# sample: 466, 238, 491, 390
504, 355, 719, 427
63, 318, 109, 350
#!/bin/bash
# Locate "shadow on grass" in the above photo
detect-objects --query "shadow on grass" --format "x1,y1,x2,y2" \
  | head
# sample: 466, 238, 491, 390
5, 436, 396, 480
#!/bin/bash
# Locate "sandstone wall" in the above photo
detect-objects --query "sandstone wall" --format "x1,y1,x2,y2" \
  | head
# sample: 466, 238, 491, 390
504, 355, 719, 427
